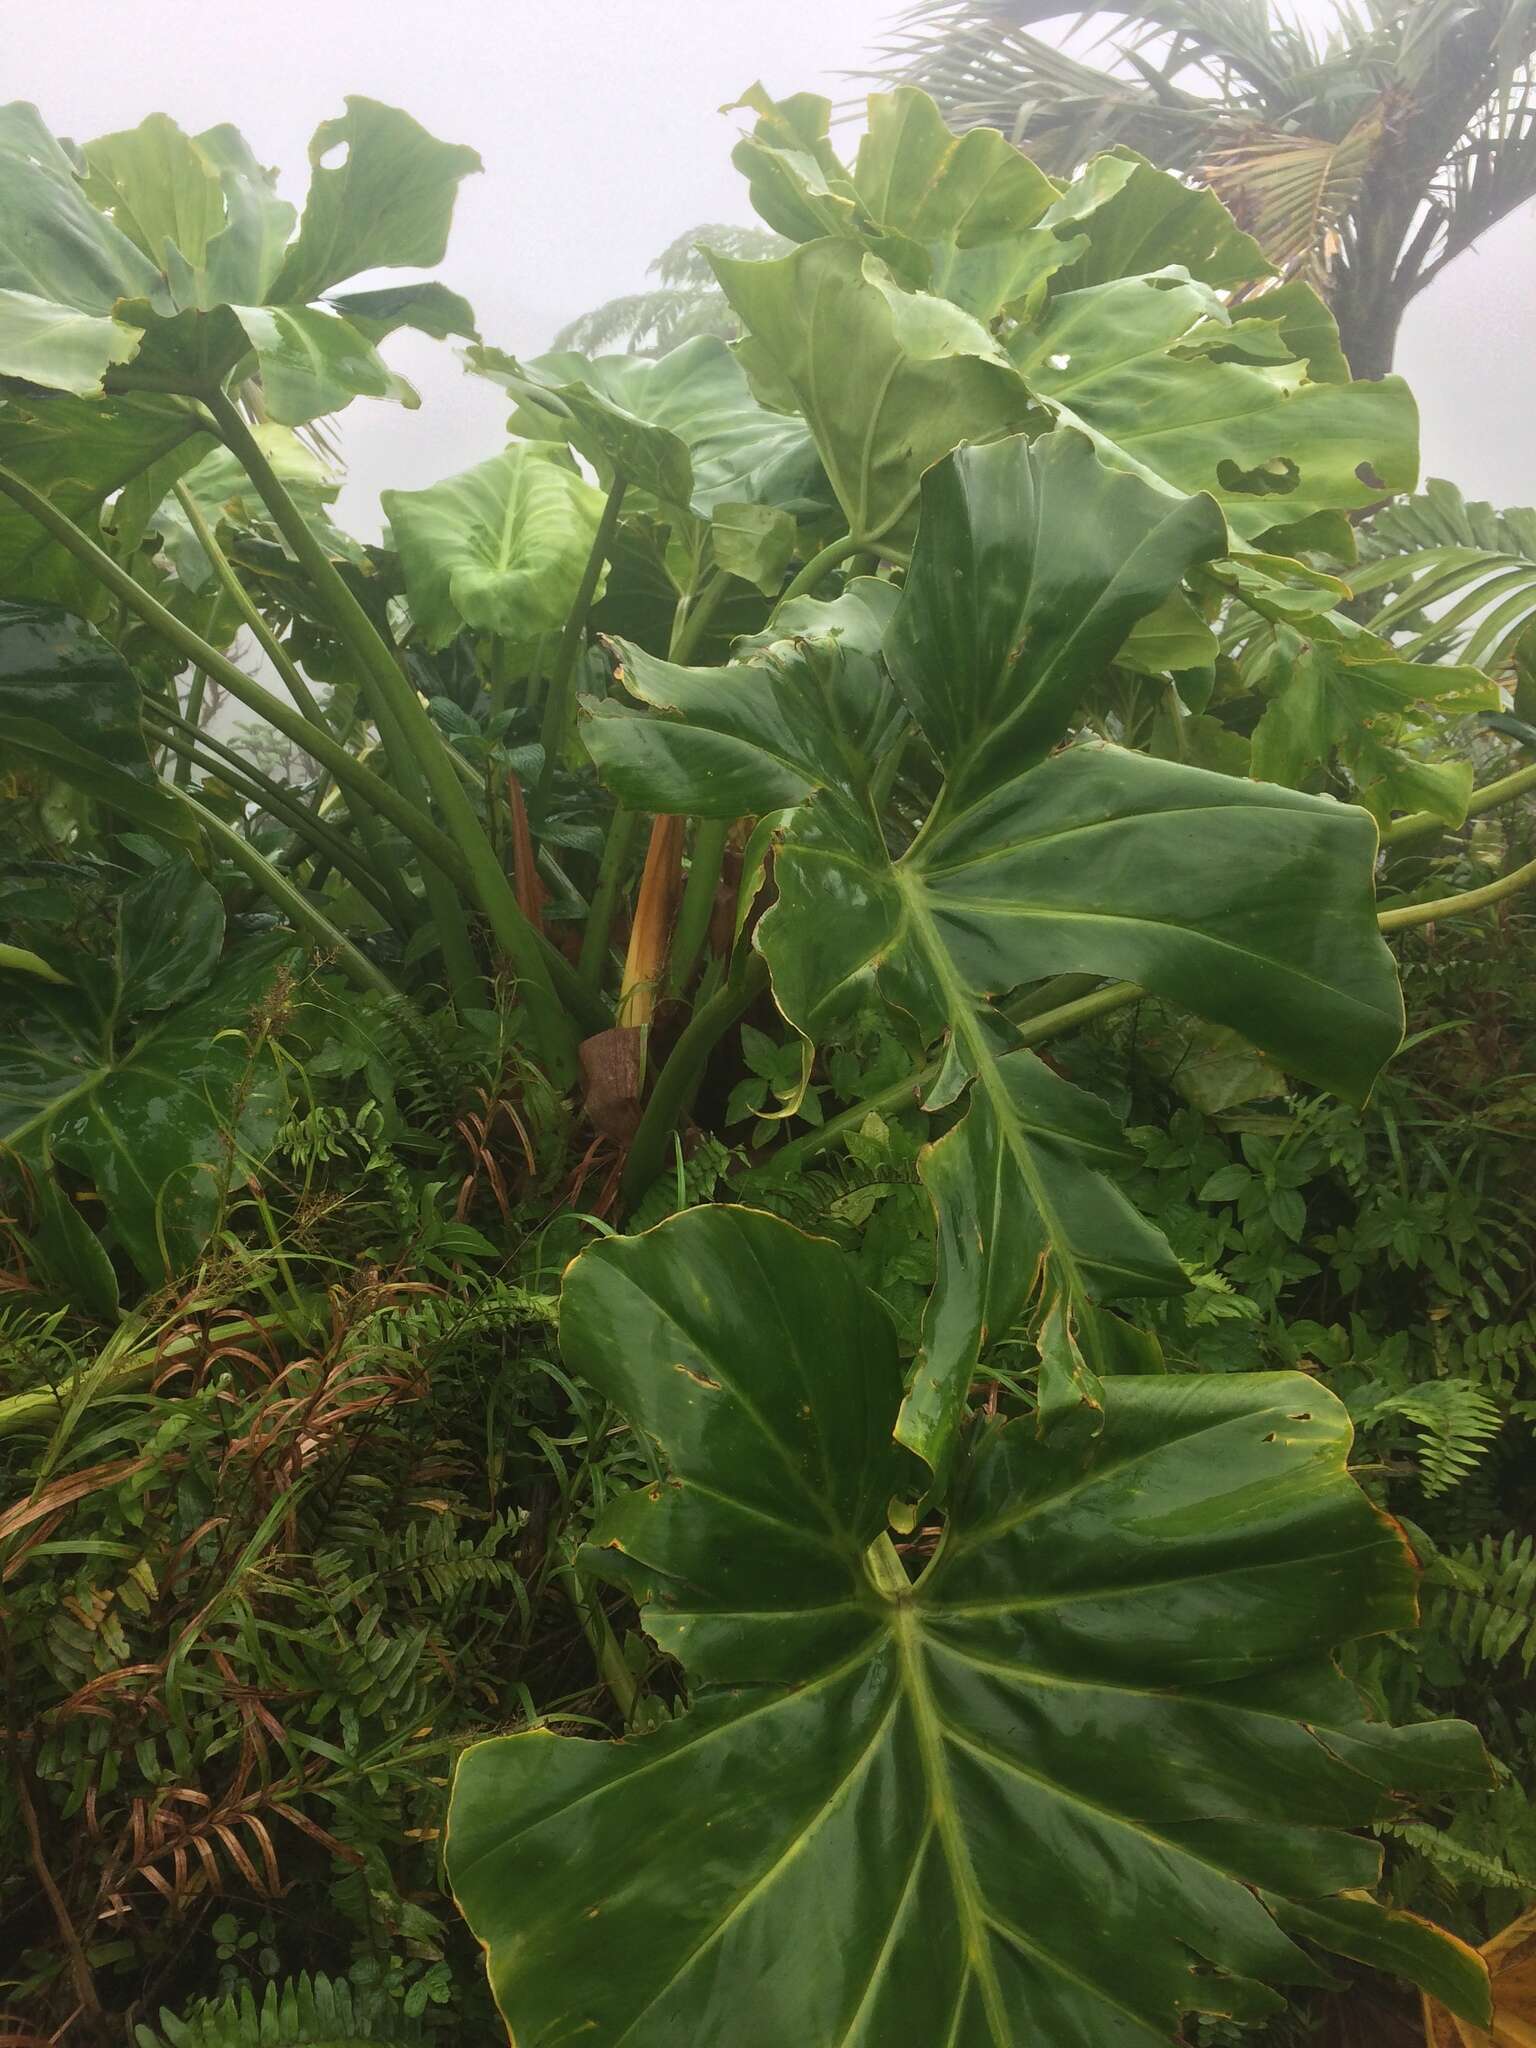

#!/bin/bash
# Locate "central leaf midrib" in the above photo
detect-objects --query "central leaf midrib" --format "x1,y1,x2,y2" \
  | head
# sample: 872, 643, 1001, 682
892, 1600, 1011, 2045
897, 871, 1090, 1311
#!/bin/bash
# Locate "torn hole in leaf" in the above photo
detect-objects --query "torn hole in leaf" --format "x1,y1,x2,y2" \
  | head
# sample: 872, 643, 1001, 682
318, 141, 350, 171
1356, 461, 1388, 492
1217, 455, 1300, 498
673, 1362, 722, 1390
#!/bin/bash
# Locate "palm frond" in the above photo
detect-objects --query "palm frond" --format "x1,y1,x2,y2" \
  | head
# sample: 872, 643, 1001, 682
1202, 99, 1389, 283
1355, 479, 1536, 673
868, 9, 1220, 165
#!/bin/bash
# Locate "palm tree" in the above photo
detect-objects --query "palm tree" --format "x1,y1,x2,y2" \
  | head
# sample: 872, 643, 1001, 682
873, 1, 1536, 377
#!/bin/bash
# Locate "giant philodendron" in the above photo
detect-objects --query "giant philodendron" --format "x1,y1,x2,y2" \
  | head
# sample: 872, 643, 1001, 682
447, 1204, 1492, 2045
585, 429, 1405, 1481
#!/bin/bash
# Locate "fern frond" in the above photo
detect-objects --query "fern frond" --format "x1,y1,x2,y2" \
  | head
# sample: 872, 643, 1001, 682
135, 1971, 427, 2048
1358, 1379, 1504, 1494
1425, 1533, 1536, 1674
1376, 1818, 1529, 1893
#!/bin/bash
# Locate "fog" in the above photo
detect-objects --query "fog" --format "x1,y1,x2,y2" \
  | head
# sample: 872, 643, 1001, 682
8, 0, 1530, 529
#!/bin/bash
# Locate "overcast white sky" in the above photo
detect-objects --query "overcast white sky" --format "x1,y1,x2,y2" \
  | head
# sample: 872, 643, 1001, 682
8, 0, 1532, 531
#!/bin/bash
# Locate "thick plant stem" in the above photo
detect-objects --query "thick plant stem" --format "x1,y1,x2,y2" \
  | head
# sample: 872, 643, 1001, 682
533, 469, 626, 818
178, 508, 465, 976
1380, 761, 1536, 845
561, 1565, 639, 1726
775, 531, 861, 610
198, 409, 483, 1014
185, 795, 404, 1001
145, 716, 399, 926
0, 460, 473, 881
579, 806, 640, 992
1378, 853, 1536, 930
619, 953, 770, 1211
173, 668, 209, 787
666, 572, 730, 666
0, 454, 604, 1032
667, 817, 731, 998
173, 481, 331, 728
205, 392, 572, 1073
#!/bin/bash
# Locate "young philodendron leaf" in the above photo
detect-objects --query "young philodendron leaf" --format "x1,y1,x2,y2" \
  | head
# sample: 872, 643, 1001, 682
383, 444, 607, 652
1247, 617, 1497, 828
586, 429, 1405, 1480
447, 1204, 1492, 2047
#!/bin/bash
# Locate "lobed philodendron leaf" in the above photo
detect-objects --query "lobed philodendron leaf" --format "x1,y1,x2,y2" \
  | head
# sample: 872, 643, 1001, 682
267, 97, 481, 305
470, 333, 825, 522
717, 88, 1409, 557
0, 98, 479, 428
0, 860, 290, 1282
1008, 268, 1418, 543
586, 430, 1404, 1481
384, 444, 607, 651
0, 600, 194, 841
447, 1204, 1492, 2048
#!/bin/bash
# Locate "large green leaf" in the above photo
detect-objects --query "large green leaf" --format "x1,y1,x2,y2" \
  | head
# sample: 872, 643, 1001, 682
0, 866, 289, 1281
1008, 270, 1418, 543
269, 98, 481, 304
712, 237, 1039, 550
1045, 148, 1274, 292
0, 601, 193, 840
0, 101, 161, 316
383, 443, 606, 651
191, 123, 297, 307
849, 87, 1074, 320
0, 389, 213, 614
0, 290, 142, 398
1246, 616, 1497, 826
881, 424, 1227, 803
81, 112, 229, 274
587, 431, 1403, 1479
447, 1204, 1491, 2047
473, 333, 825, 521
